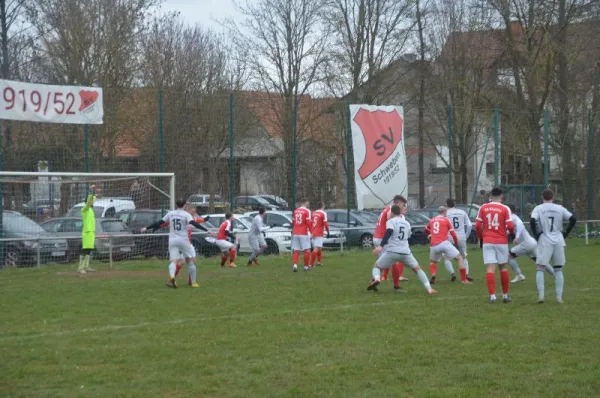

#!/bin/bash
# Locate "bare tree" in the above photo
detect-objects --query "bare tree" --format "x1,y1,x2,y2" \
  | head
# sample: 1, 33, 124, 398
415, 0, 427, 207
227, 0, 329, 205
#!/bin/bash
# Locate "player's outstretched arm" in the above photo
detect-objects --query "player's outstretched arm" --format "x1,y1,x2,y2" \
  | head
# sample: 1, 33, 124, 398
190, 220, 208, 232
142, 220, 164, 233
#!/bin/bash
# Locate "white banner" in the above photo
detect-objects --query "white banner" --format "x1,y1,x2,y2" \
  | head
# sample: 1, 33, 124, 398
0, 79, 103, 124
350, 105, 408, 210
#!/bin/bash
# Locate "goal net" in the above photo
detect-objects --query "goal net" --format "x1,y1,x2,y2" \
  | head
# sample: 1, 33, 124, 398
0, 172, 174, 268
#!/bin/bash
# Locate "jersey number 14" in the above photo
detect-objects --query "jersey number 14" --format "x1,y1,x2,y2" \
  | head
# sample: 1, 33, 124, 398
485, 213, 500, 230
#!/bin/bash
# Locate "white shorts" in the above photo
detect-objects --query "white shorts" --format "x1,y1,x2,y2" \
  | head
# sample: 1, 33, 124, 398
312, 237, 324, 248
249, 234, 266, 251
536, 239, 566, 266
169, 239, 196, 261
511, 238, 537, 258
373, 238, 383, 246
216, 239, 235, 252
292, 235, 311, 251
482, 243, 509, 265
377, 251, 419, 269
430, 241, 460, 262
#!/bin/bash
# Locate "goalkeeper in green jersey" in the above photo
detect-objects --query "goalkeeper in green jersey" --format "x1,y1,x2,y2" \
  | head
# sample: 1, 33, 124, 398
78, 185, 101, 274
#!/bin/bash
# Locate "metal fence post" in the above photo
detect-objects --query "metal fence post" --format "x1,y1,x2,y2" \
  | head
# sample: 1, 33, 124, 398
493, 107, 500, 187
292, 96, 298, 208
587, 110, 594, 223
345, 101, 352, 225
84, 124, 90, 172
585, 222, 589, 245
158, 89, 165, 213
229, 93, 235, 213
447, 104, 453, 197
544, 110, 550, 186
109, 236, 113, 269
36, 238, 41, 269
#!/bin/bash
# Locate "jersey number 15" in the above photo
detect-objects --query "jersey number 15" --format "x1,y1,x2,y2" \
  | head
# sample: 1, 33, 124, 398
173, 219, 182, 231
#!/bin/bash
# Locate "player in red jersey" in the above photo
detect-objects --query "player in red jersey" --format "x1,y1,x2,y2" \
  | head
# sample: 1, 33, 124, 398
216, 213, 237, 268
292, 198, 312, 272
310, 201, 329, 267
373, 195, 409, 289
475, 187, 515, 303
424, 207, 469, 284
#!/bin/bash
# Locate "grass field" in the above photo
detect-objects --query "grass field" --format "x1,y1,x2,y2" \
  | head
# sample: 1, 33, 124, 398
1, 241, 600, 397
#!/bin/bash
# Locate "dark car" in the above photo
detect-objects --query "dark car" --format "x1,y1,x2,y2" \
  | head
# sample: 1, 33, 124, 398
416, 204, 480, 243
233, 196, 278, 211
187, 194, 229, 213
258, 195, 288, 210
326, 209, 378, 248
117, 209, 219, 258
364, 210, 430, 245
40, 217, 135, 261
1, 211, 68, 267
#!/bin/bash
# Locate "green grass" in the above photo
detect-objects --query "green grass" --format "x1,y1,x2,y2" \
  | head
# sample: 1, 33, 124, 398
1, 241, 600, 397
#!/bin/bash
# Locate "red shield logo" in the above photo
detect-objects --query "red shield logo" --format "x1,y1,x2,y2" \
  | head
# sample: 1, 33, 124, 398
79, 90, 99, 112
353, 108, 404, 179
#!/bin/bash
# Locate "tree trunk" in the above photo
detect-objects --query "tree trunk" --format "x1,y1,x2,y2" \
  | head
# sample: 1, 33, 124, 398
557, 0, 572, 205
416, 0, 426, 208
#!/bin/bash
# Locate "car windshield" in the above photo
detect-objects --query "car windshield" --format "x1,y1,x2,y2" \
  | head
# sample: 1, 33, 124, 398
100, 220, 127, 232
3, 213, 46, 233
352, 211, 378, 224
405, 212, 431, 224
68, 205, 103, 218
239, 216, 253, 225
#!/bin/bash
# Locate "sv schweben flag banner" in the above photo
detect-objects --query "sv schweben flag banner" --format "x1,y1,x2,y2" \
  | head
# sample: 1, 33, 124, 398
0, 79, 103, 124
350, 105, 408, 210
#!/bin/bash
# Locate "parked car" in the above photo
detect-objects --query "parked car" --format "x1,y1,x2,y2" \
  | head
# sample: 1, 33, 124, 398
258, 195, 288, 210
22, 198, 61, 218
246, 210, 347, 250
325, 209, 378, 248
116, 209, 220, 258
233, 196, 279, 211
66, 198, 136, 218
187, 194, 229, 213
1, 211, 68, 267
40, 217, 135, 261
202, 213, 292, 255
363, 210, 432, 245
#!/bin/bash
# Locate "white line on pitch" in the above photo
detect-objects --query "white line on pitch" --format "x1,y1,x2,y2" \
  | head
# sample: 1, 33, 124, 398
2, 287, 599, 342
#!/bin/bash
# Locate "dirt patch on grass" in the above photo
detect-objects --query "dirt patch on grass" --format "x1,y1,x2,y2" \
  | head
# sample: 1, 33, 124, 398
56, 270, 165, 279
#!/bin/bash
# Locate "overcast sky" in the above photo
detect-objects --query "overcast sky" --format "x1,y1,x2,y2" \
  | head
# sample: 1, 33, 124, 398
162, 0, 241, 32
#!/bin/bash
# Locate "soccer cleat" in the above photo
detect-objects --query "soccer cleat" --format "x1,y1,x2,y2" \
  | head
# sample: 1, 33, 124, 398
466, 275, 474, 282
367, 280, 380, 291
427, 289, 437, 295
303, 266, 310, 272
538, 297, 545, 303
400, 276, 409, 281
293, 264, 298, 272
316, 262, 322, 267
450, 273, 457, 282
191, 282, 200, 288
253, 259, 260, 265
461, 280, 472, 285
247, 261, 253, 267
489, 297, 497, 304
85, 267, 96, 272
393, 286, 407, 293
511, 274, 526, 283
166, 279, 177, 289
503, 296, 512, 304
78, 269, 87, 274
228, 263, 237, 268
556, 296, 564, 304
429, 275, 436, 285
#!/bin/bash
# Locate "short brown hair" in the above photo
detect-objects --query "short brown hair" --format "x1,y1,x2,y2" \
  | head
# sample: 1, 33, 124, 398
542, 189, 554, 201
393, 195, 407, 205
390, 205, 402, 215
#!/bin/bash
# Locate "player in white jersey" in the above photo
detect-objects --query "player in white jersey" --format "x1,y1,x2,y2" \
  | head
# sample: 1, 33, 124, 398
142, 199, 211, 288
367, 205, 437, 294
506, 204, 555, 283
530, 189, 577, 303
443, 198, 474, 282
247, 207, 270, 267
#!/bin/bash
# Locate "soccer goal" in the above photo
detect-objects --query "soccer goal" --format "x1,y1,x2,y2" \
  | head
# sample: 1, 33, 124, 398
0, 172, 175, 268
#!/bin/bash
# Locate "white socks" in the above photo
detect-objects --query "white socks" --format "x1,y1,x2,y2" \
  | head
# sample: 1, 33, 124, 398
169, 262, 176, 278
508, 258, 523, 275
416, 269, 432, 290
555, 268, 564, 298
536, 270, 545, 298
372, 267, 381, 281
444, 259, 454, 275
464, 258, 469, 274
188, 262, 196, 283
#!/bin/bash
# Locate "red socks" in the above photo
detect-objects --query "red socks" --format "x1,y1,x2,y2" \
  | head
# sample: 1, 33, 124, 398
391, 263, 401, 288
220, 254, 228, 267
292, 251, 300, 265
175, 263, 182, 276
459, 268, 467, 282
429, 263, 437, 276
303, 251, 310, 267
310, 250, 318, 266
500, 269, 510, 294
486, 272, 496, 295
229, 248, 236, 264
381, 268, 389, 281
317, 248, 323, 263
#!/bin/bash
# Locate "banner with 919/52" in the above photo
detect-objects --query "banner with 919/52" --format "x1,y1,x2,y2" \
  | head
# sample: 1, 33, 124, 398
0, 79, 103, 125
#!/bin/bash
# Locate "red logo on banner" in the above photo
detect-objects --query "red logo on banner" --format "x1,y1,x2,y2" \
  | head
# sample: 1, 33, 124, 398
353, 108, 403, 179
79, 90, 99, 112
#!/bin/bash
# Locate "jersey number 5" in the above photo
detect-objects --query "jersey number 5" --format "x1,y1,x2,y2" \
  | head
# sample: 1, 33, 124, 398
399, 226, 405, 240
485, 213, 500, 230
173, 219, 182, 231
